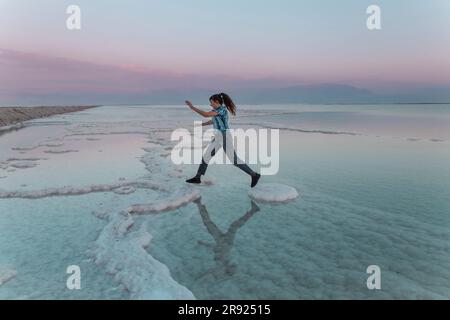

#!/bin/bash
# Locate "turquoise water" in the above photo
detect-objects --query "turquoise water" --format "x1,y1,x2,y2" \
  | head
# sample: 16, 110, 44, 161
1, 104, 450, 299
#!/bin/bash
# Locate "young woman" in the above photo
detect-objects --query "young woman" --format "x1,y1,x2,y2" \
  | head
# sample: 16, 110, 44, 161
185, 93, 261, 188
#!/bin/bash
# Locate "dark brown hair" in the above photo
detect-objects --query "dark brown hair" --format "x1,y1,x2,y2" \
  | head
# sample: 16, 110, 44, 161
209, 92, 236, 116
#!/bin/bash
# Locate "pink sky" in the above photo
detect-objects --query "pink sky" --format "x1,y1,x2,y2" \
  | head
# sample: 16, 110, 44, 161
1, 1, 449, 104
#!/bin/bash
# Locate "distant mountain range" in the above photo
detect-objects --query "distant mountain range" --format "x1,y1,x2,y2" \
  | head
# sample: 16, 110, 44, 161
117, 84, 450, 105
4, 84, 450, 106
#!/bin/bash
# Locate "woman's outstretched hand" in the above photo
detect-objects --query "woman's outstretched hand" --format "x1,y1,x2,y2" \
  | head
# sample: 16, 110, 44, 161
185, 100, 213, 118
185, 100, 194, 108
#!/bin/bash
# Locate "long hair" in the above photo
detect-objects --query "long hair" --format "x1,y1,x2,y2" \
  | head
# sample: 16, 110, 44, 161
209, 92, 237, 116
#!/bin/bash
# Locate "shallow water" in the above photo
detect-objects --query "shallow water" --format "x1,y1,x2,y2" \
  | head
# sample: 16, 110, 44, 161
0, 104, 449, 299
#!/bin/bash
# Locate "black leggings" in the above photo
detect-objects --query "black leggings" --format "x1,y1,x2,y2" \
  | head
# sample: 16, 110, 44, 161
197, 131, 255, 176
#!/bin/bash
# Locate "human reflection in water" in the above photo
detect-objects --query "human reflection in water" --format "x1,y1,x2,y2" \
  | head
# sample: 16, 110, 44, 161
193, 197, 260, 280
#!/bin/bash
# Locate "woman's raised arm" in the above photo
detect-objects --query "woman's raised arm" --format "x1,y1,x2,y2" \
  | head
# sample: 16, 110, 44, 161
185, 100, 218, 118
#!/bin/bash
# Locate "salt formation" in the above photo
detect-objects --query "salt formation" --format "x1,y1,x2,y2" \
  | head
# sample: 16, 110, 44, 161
11, 145, 38, 151
42, 142, 64, 147
0, 157, 47, 171
0, 180, 164, 199
88, 131, 199, 298
126, 187, 200, 214
113, 186, 136, 195
43, 149, 79, 154
91, 188, 198, 299
0, 268, 17, 286
248, 183, 299, 203
199, 177, 215, 186
1, 125, 200, 299
9, 161, 37, 169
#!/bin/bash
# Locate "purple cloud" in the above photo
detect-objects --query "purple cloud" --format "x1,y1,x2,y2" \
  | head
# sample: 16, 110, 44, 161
0, 48, 302, 102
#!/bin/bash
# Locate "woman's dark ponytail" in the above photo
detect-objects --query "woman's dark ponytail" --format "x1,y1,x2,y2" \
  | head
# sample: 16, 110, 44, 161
210, 92, 237, 116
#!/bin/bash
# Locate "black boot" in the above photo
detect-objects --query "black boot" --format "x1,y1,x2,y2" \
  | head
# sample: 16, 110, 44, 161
186, 175, 201, 184
251, 173, 261, 188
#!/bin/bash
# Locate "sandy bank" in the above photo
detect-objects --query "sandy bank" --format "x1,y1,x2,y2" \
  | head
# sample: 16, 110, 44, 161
0, 105, 99, 129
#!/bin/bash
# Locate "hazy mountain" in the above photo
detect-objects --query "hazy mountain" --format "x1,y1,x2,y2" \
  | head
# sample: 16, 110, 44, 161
3, 84, 449, 107
125, 84, 450, 105
230, 84, 377, 104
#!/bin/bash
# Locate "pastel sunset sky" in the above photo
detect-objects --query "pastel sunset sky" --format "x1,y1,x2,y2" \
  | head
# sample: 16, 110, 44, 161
1, 0, 449, 105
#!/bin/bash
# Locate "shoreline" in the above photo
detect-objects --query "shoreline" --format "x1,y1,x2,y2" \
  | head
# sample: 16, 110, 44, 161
0, 106, 99, 131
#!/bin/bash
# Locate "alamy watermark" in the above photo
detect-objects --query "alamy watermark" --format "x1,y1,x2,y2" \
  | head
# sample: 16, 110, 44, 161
367, 5, 381, 30
65, 5, 381, 31
66, 5, 81, 30
366, 265, 381, 290
66, 265, 81, 290
171, 122, 279, 175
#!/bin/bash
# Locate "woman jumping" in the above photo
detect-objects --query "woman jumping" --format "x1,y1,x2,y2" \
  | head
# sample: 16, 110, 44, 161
185, 93, 261, 188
